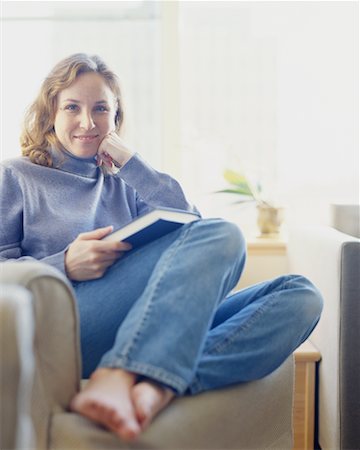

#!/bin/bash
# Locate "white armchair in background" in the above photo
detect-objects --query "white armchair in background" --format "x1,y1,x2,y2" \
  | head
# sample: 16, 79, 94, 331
288, 220, 360, 450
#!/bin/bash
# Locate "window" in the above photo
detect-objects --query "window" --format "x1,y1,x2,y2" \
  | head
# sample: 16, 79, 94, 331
1, 1, 358, 231
1, 1, 162, 166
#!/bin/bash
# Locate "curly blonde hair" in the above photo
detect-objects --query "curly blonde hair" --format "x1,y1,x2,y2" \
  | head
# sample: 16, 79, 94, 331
21, 53, 124, 167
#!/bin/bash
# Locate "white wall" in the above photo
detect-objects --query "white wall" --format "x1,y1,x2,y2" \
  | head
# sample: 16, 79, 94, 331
271, 2, 358, 228
0, 2, 162, 165
1, 1, 358, 235
176, 2, 358, 233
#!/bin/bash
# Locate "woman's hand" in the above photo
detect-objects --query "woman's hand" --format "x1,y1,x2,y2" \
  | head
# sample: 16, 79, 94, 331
97, 132, 134, 168
65, 226, 132, 281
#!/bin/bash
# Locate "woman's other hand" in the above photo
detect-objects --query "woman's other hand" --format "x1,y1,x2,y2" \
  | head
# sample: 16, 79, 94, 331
97, 132, 134, 168
65, 226, 132, 281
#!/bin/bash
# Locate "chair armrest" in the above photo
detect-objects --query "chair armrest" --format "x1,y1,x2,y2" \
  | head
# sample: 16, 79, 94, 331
0, 285, 35, 450
0, 262, 81, 449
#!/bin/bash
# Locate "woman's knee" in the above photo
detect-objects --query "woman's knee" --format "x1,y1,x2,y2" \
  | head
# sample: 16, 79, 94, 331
286, 274, 323, 324
197, 219, 246, 263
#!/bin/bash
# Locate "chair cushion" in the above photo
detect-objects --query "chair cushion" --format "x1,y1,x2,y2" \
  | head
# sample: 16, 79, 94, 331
50, 356, 294, 449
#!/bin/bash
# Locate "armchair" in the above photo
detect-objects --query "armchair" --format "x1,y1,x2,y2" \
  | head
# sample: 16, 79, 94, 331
1, 262, 294, 449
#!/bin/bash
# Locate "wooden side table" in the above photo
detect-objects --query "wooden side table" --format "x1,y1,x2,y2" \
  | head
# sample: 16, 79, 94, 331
235, 235, 289, 289
293, 340, 321, 449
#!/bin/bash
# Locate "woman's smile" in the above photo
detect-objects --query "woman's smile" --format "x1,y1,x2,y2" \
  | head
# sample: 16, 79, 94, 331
74, 134, 100, 142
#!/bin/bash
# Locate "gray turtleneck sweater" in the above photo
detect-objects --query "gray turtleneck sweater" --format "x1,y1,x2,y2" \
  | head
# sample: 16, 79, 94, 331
0, 150, 198, 274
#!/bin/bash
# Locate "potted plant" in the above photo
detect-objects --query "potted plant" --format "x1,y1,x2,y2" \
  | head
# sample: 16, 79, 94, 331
216, 169, 284, 236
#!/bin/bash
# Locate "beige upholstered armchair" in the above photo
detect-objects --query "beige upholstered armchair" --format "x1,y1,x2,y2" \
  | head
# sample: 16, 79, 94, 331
1, 262, 294, 450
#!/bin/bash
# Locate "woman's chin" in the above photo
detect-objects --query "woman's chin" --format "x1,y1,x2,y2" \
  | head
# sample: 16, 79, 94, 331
68, 146, 98, 159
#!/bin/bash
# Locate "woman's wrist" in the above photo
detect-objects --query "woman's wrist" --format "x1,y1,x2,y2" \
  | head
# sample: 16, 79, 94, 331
113, 151, 133, 168
97, 133, 134, 168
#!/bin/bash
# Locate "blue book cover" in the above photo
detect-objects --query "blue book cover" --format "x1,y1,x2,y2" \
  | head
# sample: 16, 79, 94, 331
103, 207, 200, 248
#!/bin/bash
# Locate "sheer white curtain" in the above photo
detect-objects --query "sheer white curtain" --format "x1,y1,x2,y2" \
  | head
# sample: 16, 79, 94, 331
177, 2, 278, 224
1, 1, 162, 166
176, 2, 358, 229
1, 1, 358, 232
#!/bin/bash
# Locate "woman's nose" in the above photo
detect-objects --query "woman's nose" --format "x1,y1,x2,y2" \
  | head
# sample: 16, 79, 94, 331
79, 112, 95, 130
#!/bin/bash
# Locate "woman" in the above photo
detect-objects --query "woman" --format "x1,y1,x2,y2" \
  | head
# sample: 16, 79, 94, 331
0, 53, 323, 441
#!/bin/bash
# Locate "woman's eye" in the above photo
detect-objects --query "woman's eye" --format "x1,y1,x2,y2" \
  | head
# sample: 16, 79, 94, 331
95, 105, 109, 112
64, 104, 79, 112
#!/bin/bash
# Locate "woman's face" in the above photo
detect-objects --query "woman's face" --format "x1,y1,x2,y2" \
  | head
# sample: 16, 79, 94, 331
54, 72, 117, 158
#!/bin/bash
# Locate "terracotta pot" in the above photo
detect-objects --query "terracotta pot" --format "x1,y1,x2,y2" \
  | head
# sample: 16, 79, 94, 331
257, 204, 284, 236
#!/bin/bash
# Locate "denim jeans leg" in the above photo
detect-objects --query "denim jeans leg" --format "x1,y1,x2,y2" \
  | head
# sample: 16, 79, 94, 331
188, 274, 323, 394
72, 223, 193, 378
99, 219, 246, 394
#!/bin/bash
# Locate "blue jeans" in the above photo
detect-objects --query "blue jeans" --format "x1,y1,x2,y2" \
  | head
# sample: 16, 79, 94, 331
72, 219, 323, 395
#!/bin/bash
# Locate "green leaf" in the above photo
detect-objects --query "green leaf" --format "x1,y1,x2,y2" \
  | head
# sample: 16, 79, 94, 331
222, 169, 253, 196
215, 188, 254, 197
223, 169, 249, 186
233, 199, 256, 204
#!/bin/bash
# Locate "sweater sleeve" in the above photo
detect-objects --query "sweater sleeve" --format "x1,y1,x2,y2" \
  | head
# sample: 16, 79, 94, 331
0, 165, 67, 274
118, 153, 201, 217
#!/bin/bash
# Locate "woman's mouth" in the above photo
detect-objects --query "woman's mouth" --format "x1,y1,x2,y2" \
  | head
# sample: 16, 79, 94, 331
74, 135, 99, 142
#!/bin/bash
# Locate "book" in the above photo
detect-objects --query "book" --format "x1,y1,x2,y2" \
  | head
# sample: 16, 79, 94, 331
102, 207, 200, 248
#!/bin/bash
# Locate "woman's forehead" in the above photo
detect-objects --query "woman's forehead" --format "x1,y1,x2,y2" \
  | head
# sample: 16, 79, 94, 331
58, 72, 115, 103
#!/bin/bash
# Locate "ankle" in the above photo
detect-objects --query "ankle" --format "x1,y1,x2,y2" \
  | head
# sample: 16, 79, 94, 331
137, 378, 176, 399
91, 367, 136, 383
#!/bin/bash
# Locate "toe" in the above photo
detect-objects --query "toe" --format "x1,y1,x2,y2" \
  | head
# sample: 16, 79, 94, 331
108, 410, 124, 430
136, 402, 151, 424
116, 419, 141, 441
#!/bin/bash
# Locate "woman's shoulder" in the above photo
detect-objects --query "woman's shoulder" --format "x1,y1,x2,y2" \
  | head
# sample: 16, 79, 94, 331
1, 156, 48, 175
0, 157, 53, 191
0, 158, 30, 192
1, 156, 32, 171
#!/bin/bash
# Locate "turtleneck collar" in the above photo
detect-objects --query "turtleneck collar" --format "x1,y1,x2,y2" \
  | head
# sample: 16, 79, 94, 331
50, 148, 99, 179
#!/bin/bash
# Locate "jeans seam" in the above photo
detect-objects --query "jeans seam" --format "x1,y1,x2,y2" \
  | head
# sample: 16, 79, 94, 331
188, 376, 203, 395
118, 222, 196, 360
206, 277, 294, 355
188, 277, 296, 394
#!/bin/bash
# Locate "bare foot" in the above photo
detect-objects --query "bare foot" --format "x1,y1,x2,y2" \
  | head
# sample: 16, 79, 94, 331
70, 368, 141, 441
132, 380, 175, 430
